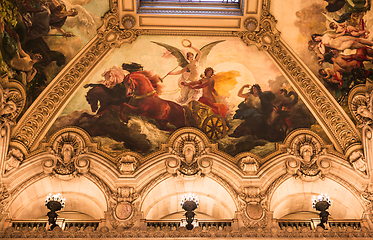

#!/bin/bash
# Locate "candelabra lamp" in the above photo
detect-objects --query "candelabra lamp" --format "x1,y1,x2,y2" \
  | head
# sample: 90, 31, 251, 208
45, 193, 65, 230
312, 193, 331, 229
180, 194, 199, 230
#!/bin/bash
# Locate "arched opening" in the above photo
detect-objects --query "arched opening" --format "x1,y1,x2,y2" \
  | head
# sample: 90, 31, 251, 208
9, 177, 107, 220
271, 178, 364, 220
142, 176, 236, 220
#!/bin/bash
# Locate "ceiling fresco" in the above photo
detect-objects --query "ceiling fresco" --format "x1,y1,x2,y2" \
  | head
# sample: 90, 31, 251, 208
47, 35, 325, 157
0, 0, 108, 106
5, 0, 367, 162
272, 0, 373, 122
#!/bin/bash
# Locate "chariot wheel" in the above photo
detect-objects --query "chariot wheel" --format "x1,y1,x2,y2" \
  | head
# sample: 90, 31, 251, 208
201, 114, 227, 139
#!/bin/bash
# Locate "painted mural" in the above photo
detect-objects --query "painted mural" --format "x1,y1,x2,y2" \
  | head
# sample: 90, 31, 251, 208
0, 0, 107, 110
272, 0, 373, 119
49, 36, 322, 157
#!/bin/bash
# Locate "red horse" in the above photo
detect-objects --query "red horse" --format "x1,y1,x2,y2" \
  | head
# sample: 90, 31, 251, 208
121, 71, 186, 130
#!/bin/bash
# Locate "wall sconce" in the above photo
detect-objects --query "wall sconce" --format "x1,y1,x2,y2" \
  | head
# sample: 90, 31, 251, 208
180, 193, 199, 230
45, 193, 65, 230
312, 193, 331, 229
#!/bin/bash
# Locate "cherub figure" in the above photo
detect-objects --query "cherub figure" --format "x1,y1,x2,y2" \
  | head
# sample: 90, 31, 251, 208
329, 22, 369, 38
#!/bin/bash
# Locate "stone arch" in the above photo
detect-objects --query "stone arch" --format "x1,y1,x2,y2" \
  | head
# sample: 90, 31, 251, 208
139, 174, 239, 220
269, 177, 365, 220
8, 175, 107, 220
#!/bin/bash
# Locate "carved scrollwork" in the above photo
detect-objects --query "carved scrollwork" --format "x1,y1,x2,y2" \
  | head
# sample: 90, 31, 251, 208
239, 8, 279, 51
110, 186, 139, 228
97, 13, 139, 48
362, 184, 373, 212
86, 172, 138, 229
168, 132, 211, 176
42, 131, 89, 177
0, 183, 9, 214
110, 198, 139, 228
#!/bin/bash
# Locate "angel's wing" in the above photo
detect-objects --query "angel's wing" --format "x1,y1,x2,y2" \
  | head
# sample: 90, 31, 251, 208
199, 40, 225, 67
151, 41, 189, 68
63, 0, 101, 39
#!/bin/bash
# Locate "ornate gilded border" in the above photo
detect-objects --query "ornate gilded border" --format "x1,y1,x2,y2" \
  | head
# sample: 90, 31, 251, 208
8, 0, 361, 161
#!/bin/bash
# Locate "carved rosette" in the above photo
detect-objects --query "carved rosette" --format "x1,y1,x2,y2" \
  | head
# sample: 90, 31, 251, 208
286, 134, 330, 180
42, 131, 89, 177
166, 132, 212, 176
240, 187, 268, 228
244, 18, 258, 32
121, 15, 136, 30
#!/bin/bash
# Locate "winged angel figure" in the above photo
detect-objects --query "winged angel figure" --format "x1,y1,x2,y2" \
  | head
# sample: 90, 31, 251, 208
152, 39, 225, 104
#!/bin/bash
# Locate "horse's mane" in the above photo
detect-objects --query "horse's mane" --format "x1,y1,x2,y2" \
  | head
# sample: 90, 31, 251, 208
141, 70, 164, 95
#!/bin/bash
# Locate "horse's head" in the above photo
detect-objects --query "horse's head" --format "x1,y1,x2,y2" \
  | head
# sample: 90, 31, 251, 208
123, 75, 136, 98
85, 89, 99, 113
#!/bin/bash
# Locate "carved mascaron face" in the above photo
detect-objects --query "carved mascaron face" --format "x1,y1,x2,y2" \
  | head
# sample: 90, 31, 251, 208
300, 145, 313, 164
61, 144, 74, 164
183, 142, 196, 164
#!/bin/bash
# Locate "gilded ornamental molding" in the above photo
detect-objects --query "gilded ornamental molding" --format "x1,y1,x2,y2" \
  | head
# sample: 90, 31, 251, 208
4, 0, 361, 162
